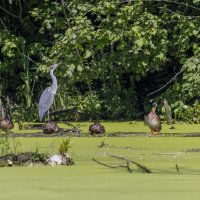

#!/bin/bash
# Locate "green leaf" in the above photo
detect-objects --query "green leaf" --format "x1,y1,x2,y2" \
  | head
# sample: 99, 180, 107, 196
193, 30, 199, 36
84, 50, 92, 58
180, 57, 186, 64
135, 39, 144, 48
77, 65, 83, 72
193, 0, 200, 4
135, 74, 141, 81
69, 64, 75, 71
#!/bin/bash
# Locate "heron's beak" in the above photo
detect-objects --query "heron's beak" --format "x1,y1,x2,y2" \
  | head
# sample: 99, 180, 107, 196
50, 63, 60, 69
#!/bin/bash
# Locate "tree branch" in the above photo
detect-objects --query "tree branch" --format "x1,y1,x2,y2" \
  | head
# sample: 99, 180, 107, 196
161, 7, 200, 19
61, 0, 70, 27
61, 0, 84, 66
147, 69, 183, 97
0, 5, 20, 19
109, 154, 152, 173
92, 158, 133, 173
18, 0, 22, 19
93, 154, 151, 173
92, 158, 122, 169
175, 164, 180, 172
119, 0, 200, 12
0, 2, 23, 23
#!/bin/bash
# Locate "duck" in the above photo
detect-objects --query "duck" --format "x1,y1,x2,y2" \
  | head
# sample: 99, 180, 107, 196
43, 121, 58, 134
0, 113, 14, 134
89, 122, 105, 135
145, 102, 161, 135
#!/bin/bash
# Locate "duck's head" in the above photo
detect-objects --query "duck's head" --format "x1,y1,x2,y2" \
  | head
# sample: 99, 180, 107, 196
152, 102, 157, 112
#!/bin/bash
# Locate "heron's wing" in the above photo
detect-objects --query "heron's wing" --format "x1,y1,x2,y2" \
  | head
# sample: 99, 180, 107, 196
39, 87, 55, 121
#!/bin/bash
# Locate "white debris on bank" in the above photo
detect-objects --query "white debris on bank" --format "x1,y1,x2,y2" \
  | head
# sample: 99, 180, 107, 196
47, 154, 71, 166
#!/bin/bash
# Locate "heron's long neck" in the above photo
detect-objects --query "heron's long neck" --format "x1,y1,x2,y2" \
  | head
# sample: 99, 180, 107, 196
50, 69, 57, 93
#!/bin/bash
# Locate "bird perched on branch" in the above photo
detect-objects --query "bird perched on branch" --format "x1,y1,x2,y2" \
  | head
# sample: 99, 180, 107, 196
145, 102, 161, 135
39, 63, 59, 122
89, 122, 105, 135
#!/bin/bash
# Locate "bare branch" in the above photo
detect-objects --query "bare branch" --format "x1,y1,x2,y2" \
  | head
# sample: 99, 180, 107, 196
0, 2, 23, 23
175, 164, 180, 172
98, 141, 132, 149
18, 0, 22, 18
93, 154, 151, 173
22, 0, 29, 7
118, 0, 200, 12
92, 158, 133, 173
0, 5, 20, 19
92, 158, 121, 169
61, 0, 84, 66
147, 69, 183, 97
161, 7, 200, 19
61, 0, 70, 27
109, 154, 152, 173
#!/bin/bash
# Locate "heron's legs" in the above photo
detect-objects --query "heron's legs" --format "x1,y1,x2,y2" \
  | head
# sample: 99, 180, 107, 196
47, 110, 50, 122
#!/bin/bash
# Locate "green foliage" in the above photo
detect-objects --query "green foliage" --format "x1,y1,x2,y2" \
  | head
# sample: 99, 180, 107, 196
11, 137, 21, 155
0, 134, 10, 156
12, 104, 39, 122
58, 137, 71, 155
55, 90, 101, 120
161, 55, 200, 106
181, 56, 200, 100
0, 1, 200, 121
173, 100, 200, 124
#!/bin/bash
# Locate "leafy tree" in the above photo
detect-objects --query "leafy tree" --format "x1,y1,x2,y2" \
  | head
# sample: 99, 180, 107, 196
0, 0, 200, 121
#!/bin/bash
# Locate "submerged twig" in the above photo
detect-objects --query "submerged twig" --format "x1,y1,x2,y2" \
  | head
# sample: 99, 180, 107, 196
92, 158, 133, 173
93, 154, 151, 173
98, 141, 132, 150
175, 164, 180, 173
109, 154, 152, 173
93, 158, 122, 169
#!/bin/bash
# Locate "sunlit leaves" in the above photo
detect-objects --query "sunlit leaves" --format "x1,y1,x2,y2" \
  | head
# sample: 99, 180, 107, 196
1, 0, 200, 120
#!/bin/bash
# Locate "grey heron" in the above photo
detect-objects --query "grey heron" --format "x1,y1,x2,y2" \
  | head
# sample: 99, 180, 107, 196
39, 63, 58, 121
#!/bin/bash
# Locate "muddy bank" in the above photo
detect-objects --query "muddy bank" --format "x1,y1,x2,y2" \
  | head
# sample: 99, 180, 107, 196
1, 131, 200, 138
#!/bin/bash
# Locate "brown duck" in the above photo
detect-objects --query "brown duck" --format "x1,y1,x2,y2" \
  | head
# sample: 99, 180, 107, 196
43, 121, 58, 134
89, 122, 105, 135
145, 102, 161, 135
0, 114, 14, 134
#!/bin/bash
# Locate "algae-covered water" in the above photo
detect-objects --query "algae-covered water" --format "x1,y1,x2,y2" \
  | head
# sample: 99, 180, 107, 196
0, 136, 200, 200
